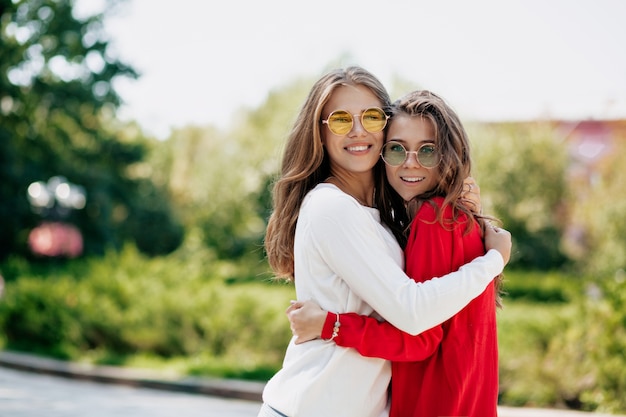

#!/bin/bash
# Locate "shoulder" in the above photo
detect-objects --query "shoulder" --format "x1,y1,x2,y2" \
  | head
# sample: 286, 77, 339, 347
304, 183, 358, 212
416, 196, 470, 219
303, 183, 378, 225
414, 196, 445, 222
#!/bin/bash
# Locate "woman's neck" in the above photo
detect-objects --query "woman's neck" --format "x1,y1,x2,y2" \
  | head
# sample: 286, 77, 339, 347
325, 173, 375, 207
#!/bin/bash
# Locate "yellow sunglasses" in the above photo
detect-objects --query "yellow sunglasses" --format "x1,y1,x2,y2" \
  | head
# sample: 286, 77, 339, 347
321, 107, 389, 135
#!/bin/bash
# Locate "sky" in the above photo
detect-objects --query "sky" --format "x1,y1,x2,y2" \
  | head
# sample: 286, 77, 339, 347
95, 0, 626, 139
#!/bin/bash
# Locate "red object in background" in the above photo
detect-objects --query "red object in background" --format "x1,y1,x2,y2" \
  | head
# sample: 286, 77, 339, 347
28, 222, 83, 258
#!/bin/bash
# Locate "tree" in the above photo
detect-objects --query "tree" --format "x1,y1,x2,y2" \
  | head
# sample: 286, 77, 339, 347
470, 121, 570, 269
148, 78, 312, 266
568, 137, 626, 275
0, 0, 182, 259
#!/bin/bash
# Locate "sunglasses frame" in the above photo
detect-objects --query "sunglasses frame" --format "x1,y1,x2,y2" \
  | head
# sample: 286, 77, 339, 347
381, 141, 440, 168
321, 107, 389, 136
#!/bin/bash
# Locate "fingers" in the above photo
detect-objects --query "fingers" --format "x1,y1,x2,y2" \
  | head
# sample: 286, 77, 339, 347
462, 177, 480, 193
498, 228, 511, 238
286, 300, 303, 314
288, 308, 300, 335
462, 185, 480, 199
287, 299, 327, 345
485, 224, 499, 234
287, 302, 304, 330
484, 225, 512, 265
486, 224, 509, 235
461, 177, 481, 213
484, 222, 511, 240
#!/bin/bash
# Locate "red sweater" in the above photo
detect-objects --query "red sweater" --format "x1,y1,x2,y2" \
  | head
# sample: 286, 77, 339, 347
322, 197, 498, 417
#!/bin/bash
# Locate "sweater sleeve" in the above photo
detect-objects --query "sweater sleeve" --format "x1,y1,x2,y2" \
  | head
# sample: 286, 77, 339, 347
309, 193, 503, 335
321, 312, 443, 361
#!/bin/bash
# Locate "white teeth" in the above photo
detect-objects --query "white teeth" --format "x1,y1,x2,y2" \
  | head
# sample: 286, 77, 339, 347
402, 177, 424, 183
347, 145, 368, 152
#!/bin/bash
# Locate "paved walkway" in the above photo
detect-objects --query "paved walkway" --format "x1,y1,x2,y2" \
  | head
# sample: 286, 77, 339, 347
0, 366, 261, 417
0, 350, 623, 417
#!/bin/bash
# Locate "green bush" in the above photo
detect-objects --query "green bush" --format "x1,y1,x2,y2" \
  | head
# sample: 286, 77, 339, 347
0, 245, 293, 375
2, 252, 626, 413
497, 301, 576, 406
542, 271, 626, 413
0, 276, 83, 358
501, 269, 580, 303
497, 270, 626, 413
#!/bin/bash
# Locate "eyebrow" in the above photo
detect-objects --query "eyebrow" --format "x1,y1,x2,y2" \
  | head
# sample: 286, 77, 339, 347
386, 138, 436, 145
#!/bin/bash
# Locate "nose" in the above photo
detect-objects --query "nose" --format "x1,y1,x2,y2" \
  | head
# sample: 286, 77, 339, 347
348, 115, 368, 136
403, 151, 421, 167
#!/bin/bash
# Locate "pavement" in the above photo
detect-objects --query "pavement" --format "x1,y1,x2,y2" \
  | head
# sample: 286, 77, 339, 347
0, 350, 264, 402
0, 350, 624, 417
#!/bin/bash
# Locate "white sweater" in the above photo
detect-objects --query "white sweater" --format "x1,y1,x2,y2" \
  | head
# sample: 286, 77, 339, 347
262, 183, 504, 417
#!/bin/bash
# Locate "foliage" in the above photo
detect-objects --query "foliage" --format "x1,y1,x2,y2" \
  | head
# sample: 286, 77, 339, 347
542, 271, 626, 413
565, 137, 626, 276
497, 301, 576, 407
2, 255, 626, 413
496, 272, 584, 409
0, 0, 183, 258
500, 269, 580, 303
469, 121, 571, 269
497, 270, 626, 413
147, 80, 312, 263
0, 246, 293, 375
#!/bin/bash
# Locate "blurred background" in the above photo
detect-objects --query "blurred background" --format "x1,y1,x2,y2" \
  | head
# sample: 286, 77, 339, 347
1, 0, 625, 413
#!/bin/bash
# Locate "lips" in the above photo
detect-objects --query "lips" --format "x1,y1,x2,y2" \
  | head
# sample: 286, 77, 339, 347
346, 145, 370, 152
401, 176, 425, 183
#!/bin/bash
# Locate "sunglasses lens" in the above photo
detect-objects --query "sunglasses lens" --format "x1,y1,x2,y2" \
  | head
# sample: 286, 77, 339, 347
327, 110, 353, 135
361, 108, 388, 133
381, 142, 407, 166
418, 144, 438, 168
382, 142, 440, 167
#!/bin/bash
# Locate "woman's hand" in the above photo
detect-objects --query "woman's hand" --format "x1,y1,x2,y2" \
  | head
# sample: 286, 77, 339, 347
485, 226, 512, 265
461, 176, 481, 214
286, 300, 327, 345
463, 176, 511, 265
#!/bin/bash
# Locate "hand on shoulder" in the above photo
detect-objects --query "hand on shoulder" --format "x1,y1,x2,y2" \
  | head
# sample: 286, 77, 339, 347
484, 226, 512, 265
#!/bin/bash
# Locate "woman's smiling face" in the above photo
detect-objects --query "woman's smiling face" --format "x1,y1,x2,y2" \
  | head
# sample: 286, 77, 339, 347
384, 114, 440, 202
321, 84, 385, 176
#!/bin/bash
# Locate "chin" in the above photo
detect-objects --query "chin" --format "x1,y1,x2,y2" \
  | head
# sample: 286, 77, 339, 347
399, 191, 418, 202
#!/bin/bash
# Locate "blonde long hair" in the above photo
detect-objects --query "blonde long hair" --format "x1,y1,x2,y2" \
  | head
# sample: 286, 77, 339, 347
265, 67, 391, 281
